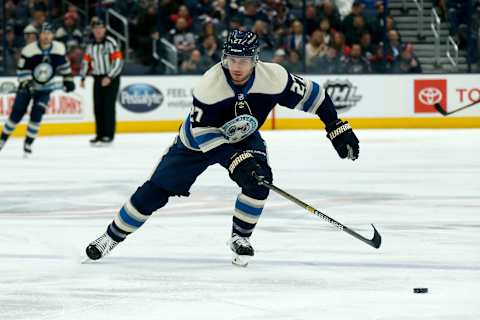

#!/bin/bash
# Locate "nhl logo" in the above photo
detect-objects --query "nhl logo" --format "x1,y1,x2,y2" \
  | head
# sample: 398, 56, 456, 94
323, 80, 362, 113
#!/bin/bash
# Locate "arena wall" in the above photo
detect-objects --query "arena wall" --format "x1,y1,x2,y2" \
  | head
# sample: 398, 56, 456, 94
1, 74, 479, 137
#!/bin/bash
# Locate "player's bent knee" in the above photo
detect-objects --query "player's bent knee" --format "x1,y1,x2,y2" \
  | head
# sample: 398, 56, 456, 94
243, 184, 270, 201
130, 180, 170, 215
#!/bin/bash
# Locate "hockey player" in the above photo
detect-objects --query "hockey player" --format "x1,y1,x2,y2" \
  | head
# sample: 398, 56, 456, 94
86, 30, 359, 266
0, 23, 75, 155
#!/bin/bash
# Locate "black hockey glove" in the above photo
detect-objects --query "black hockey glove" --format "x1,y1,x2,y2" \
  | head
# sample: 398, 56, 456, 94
326, 119, 359, 161
64, 80, 75, 92
19, 81, 34, 94
228, 152, 268, 189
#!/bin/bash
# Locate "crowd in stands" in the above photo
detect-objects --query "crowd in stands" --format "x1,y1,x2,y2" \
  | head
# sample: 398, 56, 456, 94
8, 0, 478, 76
435, 0, 479, 67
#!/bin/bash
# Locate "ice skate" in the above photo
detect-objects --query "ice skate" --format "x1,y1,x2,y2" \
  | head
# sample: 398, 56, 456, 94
229, 233, 254, 267
85, 232, 119, 261
23, 143, 32, 158
89, 136, 102, 147
99, 137, 113, 147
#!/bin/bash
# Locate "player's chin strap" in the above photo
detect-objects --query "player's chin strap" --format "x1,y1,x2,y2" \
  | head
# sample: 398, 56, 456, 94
253, 173, 382, 249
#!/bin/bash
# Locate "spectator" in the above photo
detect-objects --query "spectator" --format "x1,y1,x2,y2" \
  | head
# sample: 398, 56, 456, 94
252, 20, 275, 59
342, 1, 365, 36
170, 5, 193, 30
270, 0, 295, 46
317, 0, 342, 32
319, 18, 333, 44
385, 29, 402, 61
360, 31, 375, 59
386, 15, 397, 33
285, 49, 303, 73
4, 25, 22, 75
343, 43, 372, 73
331, 31, 350, 57
370, 42, 390, 73
55, 12, 83, 50
170, 17, 197, 64
181, 49, 212, 74
271, 48, 288, 67
305, 30, 328, 67
284, 20, 305, 52
372, 0, 386, 43
135, 4, 160, 66
315, 46, 343, 74
25, 8, 47, 32
305, 3, 319, 35
391, 44, 422, 73
200, 20, 217, 42
345, 14, 369, 45
158, 0, 181, 33
23, 25, 38, 45
68, 45, 84, 76
238, 0, 269, 30
200, 34, 221, 63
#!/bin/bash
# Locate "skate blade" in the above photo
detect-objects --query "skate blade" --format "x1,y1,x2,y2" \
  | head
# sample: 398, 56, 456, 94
81, 257, 94, 264
232, 253, 251, 267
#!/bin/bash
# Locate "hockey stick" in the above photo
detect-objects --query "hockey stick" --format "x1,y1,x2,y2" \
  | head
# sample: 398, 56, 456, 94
433, 99, 480, 116
254, 174, 382, 249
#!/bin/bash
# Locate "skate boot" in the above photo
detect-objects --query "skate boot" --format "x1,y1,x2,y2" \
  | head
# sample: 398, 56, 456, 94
23, 143, 32, 158
0, 140, 5, 152
89, 136, 101, 147
229, 233, 254, 267
86, 232, 119, 260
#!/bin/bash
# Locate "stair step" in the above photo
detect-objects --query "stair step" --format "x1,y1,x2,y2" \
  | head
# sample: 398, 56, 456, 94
399, 29, 449, 36
388, 2, 432, 10
418, 56, 467, 64
390, 9, 436, 16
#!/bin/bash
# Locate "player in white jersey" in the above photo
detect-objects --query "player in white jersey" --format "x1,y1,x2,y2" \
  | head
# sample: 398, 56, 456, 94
86, 30, 359, 267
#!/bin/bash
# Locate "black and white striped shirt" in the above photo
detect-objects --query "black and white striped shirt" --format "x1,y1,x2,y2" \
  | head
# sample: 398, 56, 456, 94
80, 36, 124, 79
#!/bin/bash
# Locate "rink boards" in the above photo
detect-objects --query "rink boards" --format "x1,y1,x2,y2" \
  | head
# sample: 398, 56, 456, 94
0, 74, 479, 136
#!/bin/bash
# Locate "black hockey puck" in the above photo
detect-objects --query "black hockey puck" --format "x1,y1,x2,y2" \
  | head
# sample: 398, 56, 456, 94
413, 288, 428, 293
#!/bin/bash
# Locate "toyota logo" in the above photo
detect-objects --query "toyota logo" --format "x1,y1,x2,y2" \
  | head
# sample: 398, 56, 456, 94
418, 87, 442, 105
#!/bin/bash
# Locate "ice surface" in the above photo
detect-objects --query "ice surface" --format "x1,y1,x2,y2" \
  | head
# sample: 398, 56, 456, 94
1, 130, 479, 320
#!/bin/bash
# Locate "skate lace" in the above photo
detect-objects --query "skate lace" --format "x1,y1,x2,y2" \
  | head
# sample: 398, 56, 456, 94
233, 235, 251, 249
92, 233, 118, 257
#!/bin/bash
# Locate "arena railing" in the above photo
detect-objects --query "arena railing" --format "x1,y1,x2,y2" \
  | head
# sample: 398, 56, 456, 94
106, 9, 129, 60
446, 35, 459, 70
430, 7, 441, 68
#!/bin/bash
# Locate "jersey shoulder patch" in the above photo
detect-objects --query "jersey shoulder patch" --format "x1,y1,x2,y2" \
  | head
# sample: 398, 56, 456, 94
193, 63, 234, 105
51, 41, 66, 55
250, 61, 289, 95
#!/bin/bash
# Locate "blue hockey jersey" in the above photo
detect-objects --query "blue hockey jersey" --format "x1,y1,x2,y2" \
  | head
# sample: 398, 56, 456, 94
179, 61, 338, 165
16, 40, 73, 91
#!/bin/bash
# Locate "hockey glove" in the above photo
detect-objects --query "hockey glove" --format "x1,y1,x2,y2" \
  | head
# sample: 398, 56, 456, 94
19, 81, 34, 94
228, 152, 267, 189
63, 79, 75, 92
326, 119, 359, 160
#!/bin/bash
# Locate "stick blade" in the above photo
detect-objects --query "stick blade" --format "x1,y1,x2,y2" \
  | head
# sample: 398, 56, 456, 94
370, 224, 382, 249
433, 103, 448, 116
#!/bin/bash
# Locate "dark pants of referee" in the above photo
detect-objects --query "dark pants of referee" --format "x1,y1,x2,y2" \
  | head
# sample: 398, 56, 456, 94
93, 76, 120, 140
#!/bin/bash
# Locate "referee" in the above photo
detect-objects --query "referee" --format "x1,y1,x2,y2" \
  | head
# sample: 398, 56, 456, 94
80, 19, 124, 146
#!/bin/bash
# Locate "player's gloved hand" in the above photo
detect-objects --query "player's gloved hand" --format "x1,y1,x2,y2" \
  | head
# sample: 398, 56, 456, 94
63, 80, 75, 92
326, 119, 359, 161
228, 152, 268, 188
19, 81, 34, 94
